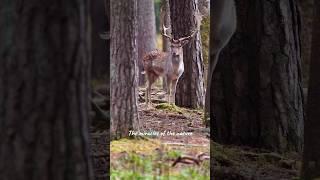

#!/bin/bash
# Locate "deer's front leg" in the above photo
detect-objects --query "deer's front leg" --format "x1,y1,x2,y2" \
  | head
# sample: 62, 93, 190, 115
171, 79, 178, 105
145, 80, 150, 107
166, 77, 172, 104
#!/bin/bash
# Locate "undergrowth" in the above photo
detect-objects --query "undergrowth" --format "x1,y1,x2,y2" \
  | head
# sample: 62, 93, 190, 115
111, 139, 210, 179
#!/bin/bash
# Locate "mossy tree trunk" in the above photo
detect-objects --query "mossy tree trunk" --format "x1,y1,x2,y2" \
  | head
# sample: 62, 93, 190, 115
211, 0, 304, 152
0, 1, 93, 179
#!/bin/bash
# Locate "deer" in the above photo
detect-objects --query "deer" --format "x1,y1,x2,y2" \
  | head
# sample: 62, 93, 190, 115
205, 0, 237, 121
142, 25, 197, 107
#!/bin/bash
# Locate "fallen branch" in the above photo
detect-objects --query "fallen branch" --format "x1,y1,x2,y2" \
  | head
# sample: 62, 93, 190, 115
172, 153, 210, 167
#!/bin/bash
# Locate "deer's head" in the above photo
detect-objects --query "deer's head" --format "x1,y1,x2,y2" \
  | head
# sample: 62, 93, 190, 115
162, 25, 197, 60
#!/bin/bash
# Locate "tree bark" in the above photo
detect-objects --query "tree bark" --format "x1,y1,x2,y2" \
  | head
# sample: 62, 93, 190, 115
161, 0, 171, 53
211, 0, 304, 152
299, 0, 313, 87
105, 0, 111, 91
137, 0, 156, 86
110, 0, 139, 140
91, 0, 109, 80
302, 0, 320, 178
0, 1, 93, 179
161, 0, 171, 91
170, 0, 205, 108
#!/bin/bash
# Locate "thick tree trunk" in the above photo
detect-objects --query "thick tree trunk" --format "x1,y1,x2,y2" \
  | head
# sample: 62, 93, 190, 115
161, 0, 171, 53
105, 0, 110, 90
0, 1, 93, 179
211, 0, 304, 152
302, 0, 320, 178
198, 0, 209, 17
161, 0, 171, 91
91, 0, 109, 80
170, 0, 205, 108
299, 0, 314, 87
110, 0, 139, 140
137, 0, 156, 86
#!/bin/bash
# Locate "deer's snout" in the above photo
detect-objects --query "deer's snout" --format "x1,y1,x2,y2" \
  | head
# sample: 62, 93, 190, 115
172, 49, 180, 56
173, 52, 179, 56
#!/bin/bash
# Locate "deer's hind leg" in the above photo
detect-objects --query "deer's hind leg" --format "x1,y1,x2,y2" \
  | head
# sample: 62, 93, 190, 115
146, 72, 157, 108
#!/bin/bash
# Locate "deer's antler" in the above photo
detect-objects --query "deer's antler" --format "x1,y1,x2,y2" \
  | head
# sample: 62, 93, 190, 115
162, 24, 173, 40
178, 11, 202, 42
178, 29, 198, 42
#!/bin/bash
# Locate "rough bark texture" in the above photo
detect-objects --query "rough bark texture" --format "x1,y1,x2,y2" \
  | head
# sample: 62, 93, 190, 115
170, 0, 205, 108
0, 1, 93, 179
105, 0, 110, 96
161, 0, 171, 53
91, 0, 109, 80
110, 0, 139, 140
198, 0, 209, 17
137, 0, 156, 86
161, 0, 171, 91
299, 0, 313, 87
211, 0, 304, 152
302, 0, 320, 178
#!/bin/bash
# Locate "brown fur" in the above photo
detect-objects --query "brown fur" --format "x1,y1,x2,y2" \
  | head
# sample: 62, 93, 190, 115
143, 49, 166, 62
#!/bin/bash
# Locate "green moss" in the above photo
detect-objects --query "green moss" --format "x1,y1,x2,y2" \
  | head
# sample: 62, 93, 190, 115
166, 150, 182, 159
155, 103, 183, 114
111, 138, 210, 179
111, 138, 162, 155
211, 142, 239, 167
111, 148, 210, 179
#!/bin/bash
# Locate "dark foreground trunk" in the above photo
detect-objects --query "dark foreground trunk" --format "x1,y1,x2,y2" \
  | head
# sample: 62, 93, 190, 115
302, 0, 320, 178
0, 1, 93, 179
211, 0, 304, 152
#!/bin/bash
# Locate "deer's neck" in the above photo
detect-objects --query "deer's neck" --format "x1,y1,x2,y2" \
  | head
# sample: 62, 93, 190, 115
169, 51, 183, 67
168, 53, 184, 77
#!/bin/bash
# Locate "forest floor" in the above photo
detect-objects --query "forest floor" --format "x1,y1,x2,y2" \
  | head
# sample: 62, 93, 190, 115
92, 84, 301, 179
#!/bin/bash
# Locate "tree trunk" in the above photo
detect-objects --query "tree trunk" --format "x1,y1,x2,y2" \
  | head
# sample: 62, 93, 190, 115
105, 0, 111, 90
110, 0, 139, 140
170, 0, 205, 108
161, 0, 171, 53
198, 0, 209, 17
302, 0, 320, 178
299, 0, 314, 87
0, 1, 93, 179
211, 0, 304, 152
91, 0, 109, 80
161, 0, 171, 91
137, 0, 156, 86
